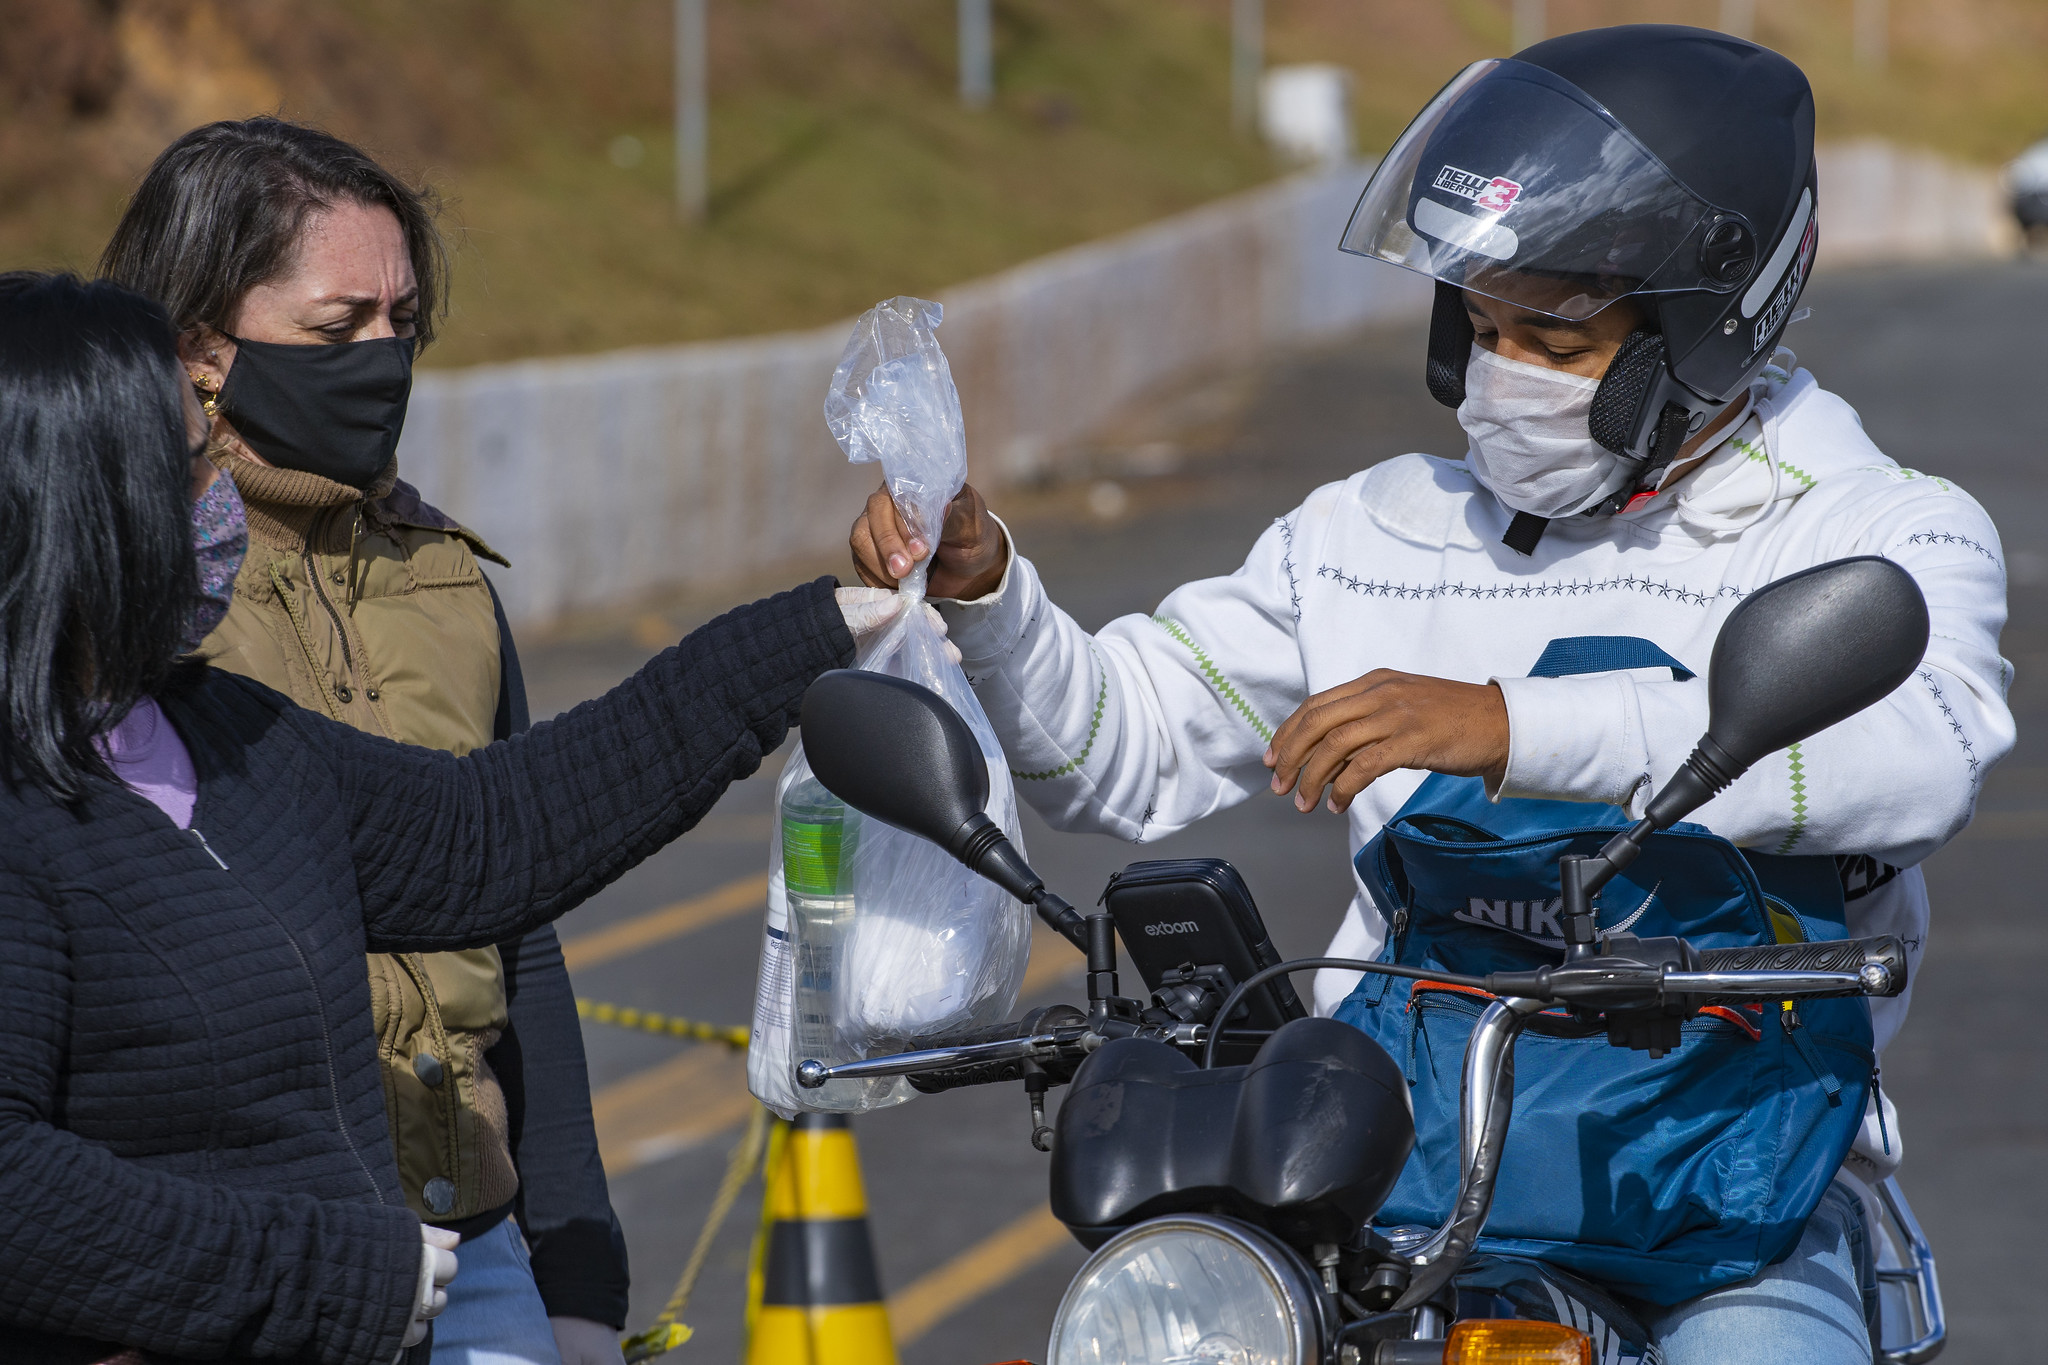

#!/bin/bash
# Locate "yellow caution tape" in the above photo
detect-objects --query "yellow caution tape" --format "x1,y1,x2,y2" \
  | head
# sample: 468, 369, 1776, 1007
576, 998, 751, 1050
579, 999, 760, 1358
620, 1322, 692, 1362
617, 1104, 774, 1361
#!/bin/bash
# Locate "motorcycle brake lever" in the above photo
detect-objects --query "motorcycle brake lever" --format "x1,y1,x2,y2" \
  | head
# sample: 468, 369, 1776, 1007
796, 1032, 1070, 1088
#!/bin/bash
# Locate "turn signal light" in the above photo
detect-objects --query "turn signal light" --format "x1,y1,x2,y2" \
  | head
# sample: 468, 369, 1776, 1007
1442, 1319, 1593, 1364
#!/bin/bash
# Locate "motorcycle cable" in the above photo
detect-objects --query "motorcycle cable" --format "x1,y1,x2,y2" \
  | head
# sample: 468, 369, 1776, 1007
1200, 958, 1490, 1069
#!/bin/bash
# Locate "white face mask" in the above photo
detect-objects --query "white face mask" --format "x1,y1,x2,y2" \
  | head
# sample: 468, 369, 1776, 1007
1457, 344, 1634, 519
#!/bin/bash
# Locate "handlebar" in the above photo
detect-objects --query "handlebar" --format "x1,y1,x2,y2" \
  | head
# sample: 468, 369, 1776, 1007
799, 936, 1907, 1088
1201, 937, 1905, 1068
1480, 935, 1908, 1007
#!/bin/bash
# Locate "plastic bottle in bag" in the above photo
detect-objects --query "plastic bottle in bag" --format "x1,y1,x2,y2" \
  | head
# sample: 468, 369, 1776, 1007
779, 773, 906, 1110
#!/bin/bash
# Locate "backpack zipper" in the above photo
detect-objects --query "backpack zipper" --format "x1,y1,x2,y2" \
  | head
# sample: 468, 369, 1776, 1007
1764, 896, 1848, 1108
1779, 1003, 1843, 1107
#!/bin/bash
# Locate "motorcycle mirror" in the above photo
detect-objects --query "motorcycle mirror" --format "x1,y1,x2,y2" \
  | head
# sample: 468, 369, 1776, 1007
799, 670, 1047, 907
1645, 556, 1929, 828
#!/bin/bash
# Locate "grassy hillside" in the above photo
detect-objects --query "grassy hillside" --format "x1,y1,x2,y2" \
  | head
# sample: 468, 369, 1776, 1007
3, 0, 2044, 367
1293, 0, 2048, 165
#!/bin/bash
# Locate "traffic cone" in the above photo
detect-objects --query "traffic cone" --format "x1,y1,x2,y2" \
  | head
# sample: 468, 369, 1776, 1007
745, 1113, 899, 1365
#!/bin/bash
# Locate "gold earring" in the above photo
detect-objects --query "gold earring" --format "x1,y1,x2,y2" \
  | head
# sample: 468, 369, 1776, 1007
191, 374, 220, 419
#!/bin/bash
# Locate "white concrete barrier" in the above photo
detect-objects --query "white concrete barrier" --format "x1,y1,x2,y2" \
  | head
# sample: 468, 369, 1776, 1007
400, 143, 2007, 625
1816, 140, 2019, 265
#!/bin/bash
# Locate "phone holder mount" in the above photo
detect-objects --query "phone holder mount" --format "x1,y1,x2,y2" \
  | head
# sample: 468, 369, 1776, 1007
1147, 963, 1236, 1025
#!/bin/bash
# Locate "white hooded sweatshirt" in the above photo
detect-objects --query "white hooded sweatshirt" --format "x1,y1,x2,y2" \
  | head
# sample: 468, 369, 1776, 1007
940, 363, 2013, 1175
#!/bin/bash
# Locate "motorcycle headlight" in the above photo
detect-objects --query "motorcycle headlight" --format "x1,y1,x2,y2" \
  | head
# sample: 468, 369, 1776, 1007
1047, 1215, 1321, 1365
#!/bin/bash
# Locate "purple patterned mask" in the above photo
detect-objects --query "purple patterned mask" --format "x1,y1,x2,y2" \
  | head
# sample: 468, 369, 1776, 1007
185, 471, 248, 653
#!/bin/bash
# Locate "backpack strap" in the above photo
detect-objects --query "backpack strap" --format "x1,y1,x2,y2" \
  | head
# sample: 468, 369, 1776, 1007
1528, 636, 1694, 681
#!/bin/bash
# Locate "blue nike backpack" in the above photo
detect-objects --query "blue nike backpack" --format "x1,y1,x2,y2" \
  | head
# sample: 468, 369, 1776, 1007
1332, 637, 1875, 1305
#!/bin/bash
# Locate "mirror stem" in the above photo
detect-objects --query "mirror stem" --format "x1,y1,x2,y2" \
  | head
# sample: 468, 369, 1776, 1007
1594, 815, 1658, 873
964, 822, 1090, 951
1033, 888, 1090, 953
1560, 806, 1683, 960
1558, 855, 1601, 962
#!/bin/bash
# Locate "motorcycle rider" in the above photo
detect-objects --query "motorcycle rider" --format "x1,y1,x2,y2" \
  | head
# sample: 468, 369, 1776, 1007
849, 26, 2011, 1363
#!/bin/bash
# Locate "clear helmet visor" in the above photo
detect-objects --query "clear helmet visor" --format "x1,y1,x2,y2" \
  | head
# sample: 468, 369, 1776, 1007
1340, 59, 1737, 320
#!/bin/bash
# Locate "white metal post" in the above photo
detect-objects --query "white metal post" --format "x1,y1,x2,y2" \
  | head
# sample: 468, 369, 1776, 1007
1512, 0, 1544, 52
959, 0, 993, 108
1854, 0, 1888, 70
676, 0, 707, 220
1719, 0, 1755, 40
1232, 0, 1262, 135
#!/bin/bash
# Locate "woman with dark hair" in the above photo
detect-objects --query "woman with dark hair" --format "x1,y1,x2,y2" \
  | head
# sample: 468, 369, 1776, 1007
0, 270, 866, 1365
100, 118, 614, 1365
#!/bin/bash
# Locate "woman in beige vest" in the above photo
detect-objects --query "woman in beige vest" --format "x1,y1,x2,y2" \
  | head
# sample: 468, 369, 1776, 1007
102, 118, 624, 1365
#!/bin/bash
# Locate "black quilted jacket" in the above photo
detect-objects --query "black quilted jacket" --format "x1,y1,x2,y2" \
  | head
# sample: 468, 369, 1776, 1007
0, 580, 851, 1365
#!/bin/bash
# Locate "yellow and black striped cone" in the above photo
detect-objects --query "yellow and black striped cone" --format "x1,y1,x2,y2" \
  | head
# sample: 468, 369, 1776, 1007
746, 1113, 898, 1365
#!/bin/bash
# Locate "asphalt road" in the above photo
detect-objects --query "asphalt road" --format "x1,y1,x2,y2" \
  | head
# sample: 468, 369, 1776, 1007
523, 259, 2048, 1365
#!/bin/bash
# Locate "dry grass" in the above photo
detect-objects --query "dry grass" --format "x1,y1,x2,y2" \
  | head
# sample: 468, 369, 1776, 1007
2, 0, 2044, 367
1269, 1, 2048, 165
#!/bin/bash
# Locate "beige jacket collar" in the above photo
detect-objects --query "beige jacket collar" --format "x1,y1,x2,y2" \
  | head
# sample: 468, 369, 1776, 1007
212, 422, 399, 554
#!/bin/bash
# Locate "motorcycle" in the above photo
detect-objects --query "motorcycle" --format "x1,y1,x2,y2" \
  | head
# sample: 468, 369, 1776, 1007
791, 557, 1947, 1365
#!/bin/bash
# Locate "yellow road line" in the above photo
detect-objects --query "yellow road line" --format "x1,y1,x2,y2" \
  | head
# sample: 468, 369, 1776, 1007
1019, 921, 1085, 999
889, 1206, 1073, 1345
591, 1046, 755, 1176
564, 871, 1097, 982
591, 1049, 730, 1128
562, 872, 769, 972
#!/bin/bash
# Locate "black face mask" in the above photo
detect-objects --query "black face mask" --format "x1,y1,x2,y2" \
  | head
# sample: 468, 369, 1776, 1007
218, 334, 415, 489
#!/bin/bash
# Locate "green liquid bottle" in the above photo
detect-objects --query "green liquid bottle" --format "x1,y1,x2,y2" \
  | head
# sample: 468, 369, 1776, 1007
781, 773, 862, 1079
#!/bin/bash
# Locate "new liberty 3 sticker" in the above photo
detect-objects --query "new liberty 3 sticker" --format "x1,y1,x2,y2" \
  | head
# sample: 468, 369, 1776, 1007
1434, 164, 1524, 213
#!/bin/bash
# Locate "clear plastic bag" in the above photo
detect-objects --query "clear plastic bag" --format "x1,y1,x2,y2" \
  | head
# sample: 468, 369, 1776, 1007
747, 298, 1031, 1117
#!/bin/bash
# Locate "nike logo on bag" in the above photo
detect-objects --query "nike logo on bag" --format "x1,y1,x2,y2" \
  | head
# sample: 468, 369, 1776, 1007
1453, 897, 1566, 944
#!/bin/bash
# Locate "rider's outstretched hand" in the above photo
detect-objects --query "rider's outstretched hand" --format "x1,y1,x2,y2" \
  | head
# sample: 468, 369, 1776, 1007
850, 482, 1007, 601
1265, 671, 1510, 814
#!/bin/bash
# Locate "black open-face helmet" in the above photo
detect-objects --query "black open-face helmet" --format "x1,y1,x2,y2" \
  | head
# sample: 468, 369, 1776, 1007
1341, 26, 1817, 534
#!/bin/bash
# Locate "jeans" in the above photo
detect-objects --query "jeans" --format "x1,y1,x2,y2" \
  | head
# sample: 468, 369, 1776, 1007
1643, 1182, 1878, 1365
431, 1217, 564, 1365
